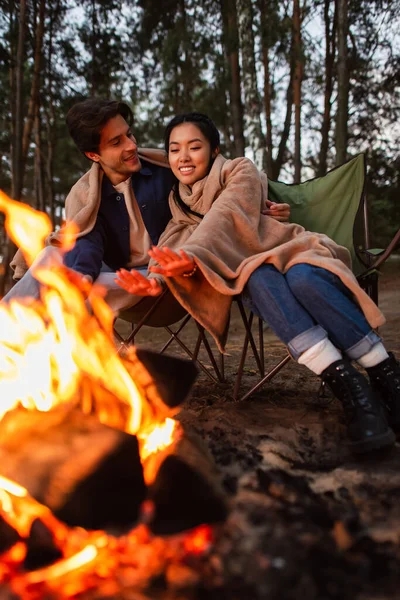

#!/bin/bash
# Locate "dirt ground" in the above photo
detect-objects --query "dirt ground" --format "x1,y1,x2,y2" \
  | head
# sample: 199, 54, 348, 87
115, 259, 400, 600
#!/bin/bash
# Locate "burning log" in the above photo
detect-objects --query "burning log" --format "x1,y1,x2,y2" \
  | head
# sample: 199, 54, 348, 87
23, 518, 63, 570
0, 407, 146, 531
146, 429, 229, 536
133, 348, 199, 409
0, 515, 21, 554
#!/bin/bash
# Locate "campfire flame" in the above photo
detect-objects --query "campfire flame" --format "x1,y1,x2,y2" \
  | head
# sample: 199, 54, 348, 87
0, 190, 176, 438
0, 192, 211, 597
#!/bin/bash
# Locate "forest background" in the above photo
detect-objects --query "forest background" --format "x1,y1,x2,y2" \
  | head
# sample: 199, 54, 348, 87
0, 0, 399, 294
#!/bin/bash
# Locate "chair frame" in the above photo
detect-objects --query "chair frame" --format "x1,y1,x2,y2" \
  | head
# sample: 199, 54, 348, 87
113, 288, 225, 384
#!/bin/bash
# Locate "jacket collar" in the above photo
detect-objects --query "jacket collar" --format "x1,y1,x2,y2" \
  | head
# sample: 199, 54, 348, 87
101, 161, 153, 196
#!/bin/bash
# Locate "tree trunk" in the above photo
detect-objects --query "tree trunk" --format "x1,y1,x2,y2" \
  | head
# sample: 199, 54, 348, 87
179, 0, 193, 110
237, 0, 266, 169
44, 1, 59, 226
258, 0, 274, 175
11, 0, 27, 201
21, 0, 45, 171
292, 0, 303, 183
272, 64, 294, 180
335, 0, 349, 165
34, 106, 45, 212
220, 0, 245, 156
318, 0, 337, 176
90, 0, 98, 94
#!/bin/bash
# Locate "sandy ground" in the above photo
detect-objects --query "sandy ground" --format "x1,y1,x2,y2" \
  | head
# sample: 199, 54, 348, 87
114, 259, 400, 599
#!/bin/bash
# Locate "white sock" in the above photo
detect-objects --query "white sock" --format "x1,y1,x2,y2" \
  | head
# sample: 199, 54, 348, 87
356, 342, 389, 369
298, 338, 342, 375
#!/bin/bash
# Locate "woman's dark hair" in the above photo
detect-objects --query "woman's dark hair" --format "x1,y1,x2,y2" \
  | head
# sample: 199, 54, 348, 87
66, 98, 134, 155
163, 112, 220, 219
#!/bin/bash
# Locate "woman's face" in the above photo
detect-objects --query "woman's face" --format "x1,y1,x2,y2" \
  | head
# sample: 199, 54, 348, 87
168, 122, 217, 186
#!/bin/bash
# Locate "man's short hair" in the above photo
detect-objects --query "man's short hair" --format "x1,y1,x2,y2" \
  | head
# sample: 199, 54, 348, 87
66, 98, 134, 155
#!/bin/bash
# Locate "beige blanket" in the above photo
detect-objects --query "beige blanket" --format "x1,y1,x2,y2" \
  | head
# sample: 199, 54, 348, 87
10, 148, 169, 280
152, 154, 385, 352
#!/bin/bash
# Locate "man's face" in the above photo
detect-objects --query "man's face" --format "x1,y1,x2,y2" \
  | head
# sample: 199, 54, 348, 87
85, 114, 142, 185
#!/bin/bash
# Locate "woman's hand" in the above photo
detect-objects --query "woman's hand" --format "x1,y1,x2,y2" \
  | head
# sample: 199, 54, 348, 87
262, 200, 291, 222
115, 269, 163, 296
148, 246, 196, 277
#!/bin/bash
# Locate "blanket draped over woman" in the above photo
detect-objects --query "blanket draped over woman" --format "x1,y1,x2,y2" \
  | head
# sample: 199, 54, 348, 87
153, 154, 384, 352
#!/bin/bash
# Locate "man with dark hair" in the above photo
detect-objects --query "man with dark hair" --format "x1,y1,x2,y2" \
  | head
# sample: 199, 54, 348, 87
5, 98, 177, 313
5, 97, 289, 314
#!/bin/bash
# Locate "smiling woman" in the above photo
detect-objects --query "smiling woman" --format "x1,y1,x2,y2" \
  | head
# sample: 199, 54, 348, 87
115, 111, 400, 457
168, 122, 219, 186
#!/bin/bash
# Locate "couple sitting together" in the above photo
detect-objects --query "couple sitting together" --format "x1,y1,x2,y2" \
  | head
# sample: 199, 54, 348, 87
5, 98, 400, 455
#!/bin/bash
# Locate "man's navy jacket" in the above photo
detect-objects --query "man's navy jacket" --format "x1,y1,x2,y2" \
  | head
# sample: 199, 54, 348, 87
64, 160, 176, 281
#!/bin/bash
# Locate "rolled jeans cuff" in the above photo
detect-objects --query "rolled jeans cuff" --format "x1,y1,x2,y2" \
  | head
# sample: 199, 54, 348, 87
288, 325, 328, 360
345, 330, 382, 360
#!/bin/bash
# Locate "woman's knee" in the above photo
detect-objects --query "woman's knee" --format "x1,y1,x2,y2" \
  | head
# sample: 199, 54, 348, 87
286, 263, 343, 298
246, 263, 280, 293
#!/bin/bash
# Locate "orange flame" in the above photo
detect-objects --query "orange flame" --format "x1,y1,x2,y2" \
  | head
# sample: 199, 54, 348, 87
0, 192, 200, 596
0, 190, 52, 267
0, 191, 175, 438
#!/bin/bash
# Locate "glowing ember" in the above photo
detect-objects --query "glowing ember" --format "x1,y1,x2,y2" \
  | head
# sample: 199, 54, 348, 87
139, 417, 177, 461
0, 480, 212, 598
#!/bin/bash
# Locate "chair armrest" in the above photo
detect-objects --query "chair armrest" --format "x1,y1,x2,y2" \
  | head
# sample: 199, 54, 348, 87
359, 228, 400, 276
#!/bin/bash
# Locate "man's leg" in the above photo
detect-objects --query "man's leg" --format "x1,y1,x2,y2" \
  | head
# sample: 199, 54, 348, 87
93, 269, 149, 314
2, 246, 63, 303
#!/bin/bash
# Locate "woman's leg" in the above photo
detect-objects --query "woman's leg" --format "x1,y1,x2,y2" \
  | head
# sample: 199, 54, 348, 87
284, 264, 382, 359
244, 263, 327, 353
244, 263, 394, 453
285, 263, 400, 433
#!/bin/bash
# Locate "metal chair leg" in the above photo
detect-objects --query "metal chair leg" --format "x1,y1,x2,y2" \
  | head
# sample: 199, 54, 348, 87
239, 353, 292, 402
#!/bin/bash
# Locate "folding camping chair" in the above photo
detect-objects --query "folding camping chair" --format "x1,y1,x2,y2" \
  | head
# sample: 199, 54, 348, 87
113, 288, 225, 384
232, 153, 400, 401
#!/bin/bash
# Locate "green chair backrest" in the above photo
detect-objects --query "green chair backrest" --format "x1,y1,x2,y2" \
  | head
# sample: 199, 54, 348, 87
268, 154, 366, 274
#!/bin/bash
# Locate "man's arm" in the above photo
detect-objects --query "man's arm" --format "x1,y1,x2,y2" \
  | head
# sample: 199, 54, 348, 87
63, 214, 107, 282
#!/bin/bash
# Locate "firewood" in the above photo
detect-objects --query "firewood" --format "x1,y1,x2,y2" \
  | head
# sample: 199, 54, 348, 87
23, 518, 63, 570
124, 348, 199, 413
147, 427, 228, 535
0, 407, 146, 531
0, 515, 21, 554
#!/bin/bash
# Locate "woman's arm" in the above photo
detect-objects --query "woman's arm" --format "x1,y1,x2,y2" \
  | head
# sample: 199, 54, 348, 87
263, 199, 291, 222
148, 247, 196, 277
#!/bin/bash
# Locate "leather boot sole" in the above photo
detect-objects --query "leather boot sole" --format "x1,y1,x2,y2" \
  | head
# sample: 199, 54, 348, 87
349, 428, 396, 454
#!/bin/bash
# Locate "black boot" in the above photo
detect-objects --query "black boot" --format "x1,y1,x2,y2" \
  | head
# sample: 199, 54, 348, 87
321, 358, 395, 454
367, 352, 400, 432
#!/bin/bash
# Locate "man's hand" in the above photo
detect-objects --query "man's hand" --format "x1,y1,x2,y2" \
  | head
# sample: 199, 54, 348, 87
148, 246, 196, 277
115, 268, 163, 296
262, 199, 290, 222
63, 268, 93, 297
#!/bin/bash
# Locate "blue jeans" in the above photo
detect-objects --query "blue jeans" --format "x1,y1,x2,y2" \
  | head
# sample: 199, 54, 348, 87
244, 263, 381, 361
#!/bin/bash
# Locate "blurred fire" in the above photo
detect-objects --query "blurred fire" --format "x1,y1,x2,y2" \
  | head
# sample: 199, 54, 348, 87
0, 474, 213, 597
0, 192, 212, 597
